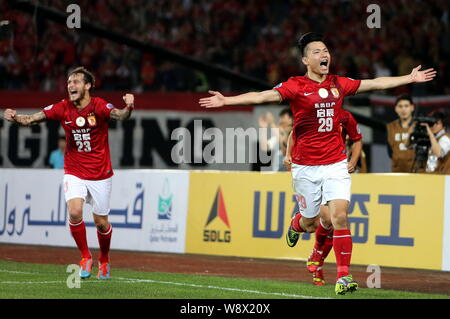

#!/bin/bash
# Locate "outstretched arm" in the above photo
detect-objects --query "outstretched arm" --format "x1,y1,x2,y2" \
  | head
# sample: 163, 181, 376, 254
356, 65, 436, 94
199, 90, 281, 108
110, 94, 134, 121
3, 109, 47, 126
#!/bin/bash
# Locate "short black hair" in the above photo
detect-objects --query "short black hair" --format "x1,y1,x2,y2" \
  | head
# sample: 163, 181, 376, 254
395, 95, 414, 106
279, 107, 293, 119
68, 66, 95, 89
298, 32, 324, 57
430, 111, 448, 128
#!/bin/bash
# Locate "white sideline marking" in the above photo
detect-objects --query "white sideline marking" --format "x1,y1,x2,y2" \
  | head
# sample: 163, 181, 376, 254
116, 276, 332, 299
0, 269, 332, 299
0, 269, 36, 274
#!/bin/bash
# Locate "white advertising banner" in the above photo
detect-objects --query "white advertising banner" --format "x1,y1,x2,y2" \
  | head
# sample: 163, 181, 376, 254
0, 169, 190, 254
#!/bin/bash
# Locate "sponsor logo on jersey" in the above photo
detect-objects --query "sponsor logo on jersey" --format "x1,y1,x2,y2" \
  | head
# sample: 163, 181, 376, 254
76, 116, 86, 127
331, 88, 340, 98
87, 113, 97, 127
318, 88, 329, 99
203, 187, 231, 243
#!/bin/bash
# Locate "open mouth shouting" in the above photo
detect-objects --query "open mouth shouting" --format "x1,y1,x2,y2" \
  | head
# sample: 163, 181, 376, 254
68, 89, 80, 101
319, 59, 329, 72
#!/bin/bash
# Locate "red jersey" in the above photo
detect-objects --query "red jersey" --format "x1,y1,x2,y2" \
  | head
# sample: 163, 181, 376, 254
341, 110, 362, 142
274, 75, 361, 165
43, 97, 114, 180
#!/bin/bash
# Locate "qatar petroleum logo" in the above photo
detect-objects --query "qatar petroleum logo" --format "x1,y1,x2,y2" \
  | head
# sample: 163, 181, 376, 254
203, 187, 231, 243
158, 178, 173, 220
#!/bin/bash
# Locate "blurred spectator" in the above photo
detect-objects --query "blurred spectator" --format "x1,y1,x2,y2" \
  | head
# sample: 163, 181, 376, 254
1, 0, 449, 94
424, 111, 450, 174
49, 137, 66, 169
258, 108, 293, 171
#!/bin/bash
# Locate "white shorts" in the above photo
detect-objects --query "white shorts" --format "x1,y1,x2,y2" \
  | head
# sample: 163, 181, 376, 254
291, 159, 351, 219
63, 174, 112, 216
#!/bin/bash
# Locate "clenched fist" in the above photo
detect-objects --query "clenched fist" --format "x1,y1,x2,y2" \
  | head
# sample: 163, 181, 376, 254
3, 109, 17, 122
123, 94, 134, 108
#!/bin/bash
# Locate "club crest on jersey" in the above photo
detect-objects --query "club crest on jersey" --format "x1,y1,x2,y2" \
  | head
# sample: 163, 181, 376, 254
331, 88, 340, 98
87, 113, 97, 127
76, 116, 86, 127
318, 88, 329, 99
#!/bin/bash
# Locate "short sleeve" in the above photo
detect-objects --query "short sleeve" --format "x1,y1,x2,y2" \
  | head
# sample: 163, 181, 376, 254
273, 77, 298, 102
96, 98, 115, 119
42, 100, 65, 121
337, 76, 361, 96
344, 112, 363, 141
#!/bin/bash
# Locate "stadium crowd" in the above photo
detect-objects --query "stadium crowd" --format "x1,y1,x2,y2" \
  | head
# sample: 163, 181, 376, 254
1, 0, 449, 94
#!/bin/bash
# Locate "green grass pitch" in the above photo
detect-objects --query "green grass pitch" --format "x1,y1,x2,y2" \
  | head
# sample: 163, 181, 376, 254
0, 260, 448, 299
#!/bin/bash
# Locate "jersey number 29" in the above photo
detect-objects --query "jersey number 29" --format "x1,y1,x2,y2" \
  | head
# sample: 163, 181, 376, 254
318, 118, 333, 132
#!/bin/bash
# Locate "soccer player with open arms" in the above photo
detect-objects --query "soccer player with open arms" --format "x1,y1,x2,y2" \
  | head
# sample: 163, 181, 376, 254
284, 110, 364, 286
3, 67, 134, 280
199, 33, 436, 295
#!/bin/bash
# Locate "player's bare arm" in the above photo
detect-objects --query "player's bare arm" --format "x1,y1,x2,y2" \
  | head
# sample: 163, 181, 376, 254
3, 109, 47, 126
356, 65, 437, 94
421, 123, 442, 157
110, 94, 134, 121
283, 130, 294, 171
348, 139, 363, 173
199, 89, 281, 108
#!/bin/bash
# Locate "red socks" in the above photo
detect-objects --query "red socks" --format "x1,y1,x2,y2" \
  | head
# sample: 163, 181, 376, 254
333, 229, 353, 279
314, 221, 331, 251
97, 224, 112, 264
321, 232, 334, 261
69, 220, 91, 259
69, 220, 112, 263
291, 213, 305, 232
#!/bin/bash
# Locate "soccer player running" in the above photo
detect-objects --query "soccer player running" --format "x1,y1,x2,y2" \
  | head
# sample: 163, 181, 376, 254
3, 67, 135, 280
284, 110, 364, 286
199, 33, 436, 295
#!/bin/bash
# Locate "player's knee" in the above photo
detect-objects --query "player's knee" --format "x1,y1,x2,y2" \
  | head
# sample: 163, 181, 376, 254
68, 207, 83, 222
304, 224, 318, 233
302, 217, 319, 233
332, 212, 348, 229
95, 221, 110, 233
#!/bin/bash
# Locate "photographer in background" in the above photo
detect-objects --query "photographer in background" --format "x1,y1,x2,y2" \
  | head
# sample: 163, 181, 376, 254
386, 96, 416, 172
258, 108, 293, 171
421, 112, 450, 174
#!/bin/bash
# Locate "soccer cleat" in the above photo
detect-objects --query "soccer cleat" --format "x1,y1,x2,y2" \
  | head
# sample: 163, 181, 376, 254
79, 257, 93, 279
97, 262, 111, 280
335, 275, 358, 295
312, 267, 325, 286
285, 223, 300, 247
306, 248, 323, 273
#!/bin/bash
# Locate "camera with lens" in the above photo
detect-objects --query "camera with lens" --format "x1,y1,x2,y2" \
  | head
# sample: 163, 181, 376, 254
408, 116, 436, 171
